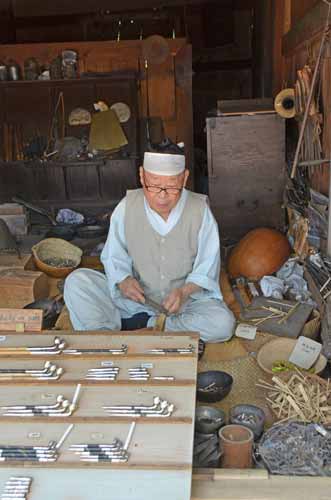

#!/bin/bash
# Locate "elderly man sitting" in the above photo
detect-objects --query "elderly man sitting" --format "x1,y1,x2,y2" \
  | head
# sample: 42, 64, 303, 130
64, 150, 235, 342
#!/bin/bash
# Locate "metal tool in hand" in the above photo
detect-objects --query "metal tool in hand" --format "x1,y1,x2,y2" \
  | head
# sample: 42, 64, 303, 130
144, 297, 168, 315
144, 296, 168, 331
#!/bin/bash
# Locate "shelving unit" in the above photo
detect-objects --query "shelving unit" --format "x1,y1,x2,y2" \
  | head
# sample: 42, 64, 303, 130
0, 331, 199, 500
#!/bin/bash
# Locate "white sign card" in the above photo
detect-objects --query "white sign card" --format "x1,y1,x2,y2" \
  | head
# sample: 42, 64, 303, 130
289, 336, 322, 369
235, 323, 257, 340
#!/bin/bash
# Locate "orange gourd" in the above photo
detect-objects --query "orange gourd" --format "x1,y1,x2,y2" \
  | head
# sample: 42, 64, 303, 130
227, 228, 292, 280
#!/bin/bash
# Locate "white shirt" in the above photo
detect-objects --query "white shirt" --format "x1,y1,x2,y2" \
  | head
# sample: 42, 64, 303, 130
101, 189, 223, 304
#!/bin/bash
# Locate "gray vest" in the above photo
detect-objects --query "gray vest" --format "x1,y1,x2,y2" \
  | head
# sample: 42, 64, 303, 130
125, 189, 206, 303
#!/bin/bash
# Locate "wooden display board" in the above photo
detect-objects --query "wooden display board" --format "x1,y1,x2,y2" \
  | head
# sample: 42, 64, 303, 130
0, 331, 198, 500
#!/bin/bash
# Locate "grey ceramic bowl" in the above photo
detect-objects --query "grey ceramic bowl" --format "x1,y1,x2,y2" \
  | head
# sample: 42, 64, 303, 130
229, 404, 265, 440
195, 406, 226, 434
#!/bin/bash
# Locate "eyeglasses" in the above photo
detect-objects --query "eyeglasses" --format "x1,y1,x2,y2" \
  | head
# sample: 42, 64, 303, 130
145, 185, 183, 195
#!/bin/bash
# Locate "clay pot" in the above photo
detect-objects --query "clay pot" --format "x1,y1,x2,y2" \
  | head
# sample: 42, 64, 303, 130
219, 424, 254, 469
227, 227, 291, 280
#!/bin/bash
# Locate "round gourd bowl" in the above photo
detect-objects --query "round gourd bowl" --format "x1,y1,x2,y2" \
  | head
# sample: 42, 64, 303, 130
257, 337, 327, 376
32, 238, 83, 278
197, 371, 233, 403
227, 227, 291, 280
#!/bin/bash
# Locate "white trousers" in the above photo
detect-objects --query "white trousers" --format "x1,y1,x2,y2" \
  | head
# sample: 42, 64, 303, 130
64, 269, 235, 343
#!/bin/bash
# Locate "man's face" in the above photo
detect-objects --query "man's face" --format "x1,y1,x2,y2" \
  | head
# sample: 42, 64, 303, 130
139, 167, 189, 218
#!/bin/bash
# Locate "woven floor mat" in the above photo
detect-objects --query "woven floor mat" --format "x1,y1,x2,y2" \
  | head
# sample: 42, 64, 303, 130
239, 331, 275, 354
198, 354, 275, 426
204, 338, 248, 362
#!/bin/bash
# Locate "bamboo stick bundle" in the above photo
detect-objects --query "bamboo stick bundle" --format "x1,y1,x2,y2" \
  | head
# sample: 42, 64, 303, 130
256, 370, 331, 424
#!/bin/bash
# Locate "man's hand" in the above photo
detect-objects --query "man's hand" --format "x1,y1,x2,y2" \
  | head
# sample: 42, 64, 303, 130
118, 276, 145, 303
163, 283, 201, 314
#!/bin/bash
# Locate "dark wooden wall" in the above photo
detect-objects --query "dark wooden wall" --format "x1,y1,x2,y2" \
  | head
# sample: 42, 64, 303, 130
0, 38, 193, 206
273, 0, 331, 195
291, 0, 320, 24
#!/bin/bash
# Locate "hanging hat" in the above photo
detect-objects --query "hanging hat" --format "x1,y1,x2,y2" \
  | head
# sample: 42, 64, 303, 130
143, 152, 185, 176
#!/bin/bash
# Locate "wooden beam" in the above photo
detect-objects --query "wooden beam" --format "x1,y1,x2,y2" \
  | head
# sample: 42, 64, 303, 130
284, 0, 291, 33
13, 0, 232, 17
283, 0, 329, 56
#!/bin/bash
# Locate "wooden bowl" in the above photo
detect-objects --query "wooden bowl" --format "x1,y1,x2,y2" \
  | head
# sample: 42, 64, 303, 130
32, 238, 82, 278
257, 337, 327, 376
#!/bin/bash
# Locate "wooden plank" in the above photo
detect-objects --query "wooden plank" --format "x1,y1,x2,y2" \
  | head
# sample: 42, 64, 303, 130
175, 44, 193, 176
0, 331, 199, 338
273, 0, 286, 94
146, 55, 176, 121
0, 330, 198, 499
192, 467, 331, 499
0, 468, 193, 500
0, 254, 32, 269
291, 0, 320, 25
65, 164, 100, 200
100, 159, 138, 201
13, 0, 216, 16
283, 0, 329, 55
0, 463, 191, 470
0, 309, 42, 332
0, 417, 192, 424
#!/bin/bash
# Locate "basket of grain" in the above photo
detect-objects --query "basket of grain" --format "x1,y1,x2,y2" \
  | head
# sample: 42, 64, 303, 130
32, 238, 82, 278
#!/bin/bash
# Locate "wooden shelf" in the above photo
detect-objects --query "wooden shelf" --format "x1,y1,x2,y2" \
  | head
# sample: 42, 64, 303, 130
0, 462, 191, 471
0, 379, 196, 386
0, 417, 192, 424
0, 354, 196, 360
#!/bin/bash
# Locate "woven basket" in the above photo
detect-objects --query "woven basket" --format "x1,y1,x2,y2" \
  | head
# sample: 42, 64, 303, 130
301, 309, 321, 340
32, 238, 82, 278
257, 337, 327, 376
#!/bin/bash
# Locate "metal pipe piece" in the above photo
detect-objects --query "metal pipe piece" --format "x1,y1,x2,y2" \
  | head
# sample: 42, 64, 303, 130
123, 422, 136, 451
55, 423, 74, 450
1, 395, 65, 411
103, 396, 161, 410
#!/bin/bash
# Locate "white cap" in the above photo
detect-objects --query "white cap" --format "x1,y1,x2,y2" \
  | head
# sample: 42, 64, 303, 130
143, 152, 185, 176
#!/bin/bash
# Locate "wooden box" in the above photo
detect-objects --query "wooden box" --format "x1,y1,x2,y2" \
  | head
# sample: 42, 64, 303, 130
0, 268, 49, 308
0, 331, 198, 500
206, 106, 286, 240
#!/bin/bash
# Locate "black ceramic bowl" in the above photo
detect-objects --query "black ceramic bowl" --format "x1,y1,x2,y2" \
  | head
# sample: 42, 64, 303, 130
197, 371, 233, 403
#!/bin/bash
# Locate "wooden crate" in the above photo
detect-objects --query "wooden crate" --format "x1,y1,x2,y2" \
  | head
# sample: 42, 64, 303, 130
0, 331, 198, 500
206, 108, 286, 240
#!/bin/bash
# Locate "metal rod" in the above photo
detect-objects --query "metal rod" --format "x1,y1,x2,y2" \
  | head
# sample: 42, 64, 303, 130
71, 384, 81, 406
55, 423, 74, 450
123, 422, 136, 451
